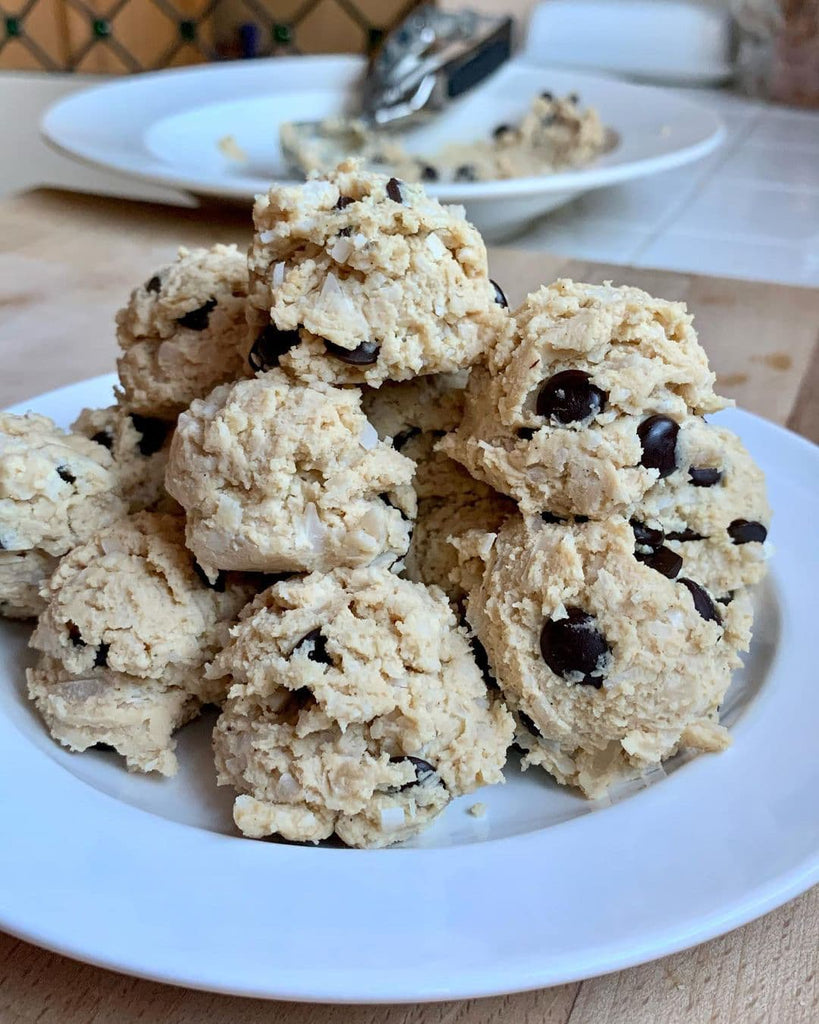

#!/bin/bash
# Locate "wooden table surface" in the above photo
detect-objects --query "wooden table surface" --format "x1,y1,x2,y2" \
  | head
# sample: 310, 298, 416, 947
1, 190, 817, 1024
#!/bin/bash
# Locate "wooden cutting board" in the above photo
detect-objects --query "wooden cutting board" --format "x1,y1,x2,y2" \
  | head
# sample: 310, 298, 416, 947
0, 188, 818, 1024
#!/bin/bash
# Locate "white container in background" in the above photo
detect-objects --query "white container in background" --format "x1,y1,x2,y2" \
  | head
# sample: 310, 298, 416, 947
524, 0, 736, 86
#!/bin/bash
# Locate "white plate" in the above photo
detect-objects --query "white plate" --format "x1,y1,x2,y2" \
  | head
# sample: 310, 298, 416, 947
41, 57, 725, 241
1, 376, 816, 1003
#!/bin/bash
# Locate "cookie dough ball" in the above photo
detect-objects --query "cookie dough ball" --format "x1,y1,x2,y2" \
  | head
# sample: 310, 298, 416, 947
209, 568, 514, 847
441, 280, 727, 517
28, 513, 255, 775
461, 514, 751, 798
362, 373, 514, 600
246, 161, 507, 387
403, 450, 515, 603
631, 420, 771, 598
116, 244, 249, 419
0, 413, 127, 618
27, 656, 200, 776
72, 405, 176, 512
165, 371, 415, 578
0, 549, 59, 620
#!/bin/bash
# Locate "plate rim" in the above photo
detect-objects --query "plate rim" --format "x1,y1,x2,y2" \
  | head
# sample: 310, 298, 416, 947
40, 57, 725, 204
1, 377, 817, 1003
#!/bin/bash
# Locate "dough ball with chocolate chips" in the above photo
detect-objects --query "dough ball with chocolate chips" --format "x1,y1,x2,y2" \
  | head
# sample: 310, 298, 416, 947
631, 419, 771, 598
0, 412, 127, 618
441, 279, 728, 517
116, 244, 249, 419
164, 370, 416, 578
459, 514, 751, 798
27, 512, 255, 775
72, 405, 176, 512
362, 373, 515, 602
209, 567, 513, 847
246, 160, 507, 388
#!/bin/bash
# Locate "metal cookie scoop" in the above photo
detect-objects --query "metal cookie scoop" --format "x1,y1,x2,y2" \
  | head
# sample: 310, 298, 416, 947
280, 4, 512, 172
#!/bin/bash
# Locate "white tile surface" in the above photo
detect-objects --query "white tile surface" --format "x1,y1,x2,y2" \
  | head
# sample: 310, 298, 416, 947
634, 232, 817, 285
518, 86, 819, 287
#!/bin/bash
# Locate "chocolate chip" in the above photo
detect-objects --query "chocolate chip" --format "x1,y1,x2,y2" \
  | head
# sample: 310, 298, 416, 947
67, 622, 86, 648
393, 427, 420, 451
145, 275, 162, 293
636, 545, 683, 579
540, 608, 608, 687
491, 279, 508, 308
568, 92, 580, 104
638, 416, 679, 478
679, 578, 721, 624
56, 466, 76, 485
493, 124, 513, 139
249, 324, 301, 372
665, 528, 705, 543
379, 492, 410, 520
386, 177, 403, 203
728, 519, 768, 545
91, 430, 113, 451
540, 511, 566, 524
536, 370, 607, 424
454, 164, 476, 182
192, 561, 226, 591
176, 297, 217, 331
689, 467, 722, 487
337, 226, 353, 237
91, 742, 116, 752
334, 195, 355, 210
517, 709, 541, 736
631, 520, 664, 550
540, 90, 554, 101
419, 164, 439, 182
517, 426, 537, 440
130, 415, 172, 457
389, 755, 439, 791
324, 339, 380, 365
293, 627, 332, 665
575, 515, 590, 523
94, 643, 110, 668
718, 593, 735, 606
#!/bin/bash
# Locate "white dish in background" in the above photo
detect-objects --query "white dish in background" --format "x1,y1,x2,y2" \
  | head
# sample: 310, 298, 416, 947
1, 377, 818, 1002
41, 56, 725, 241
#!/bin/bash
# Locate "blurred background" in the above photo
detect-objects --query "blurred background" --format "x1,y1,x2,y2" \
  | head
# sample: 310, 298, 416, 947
0, 0, 817, 283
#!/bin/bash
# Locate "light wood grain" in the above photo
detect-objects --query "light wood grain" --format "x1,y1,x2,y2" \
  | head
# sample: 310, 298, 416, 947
0, 189, 816, 1024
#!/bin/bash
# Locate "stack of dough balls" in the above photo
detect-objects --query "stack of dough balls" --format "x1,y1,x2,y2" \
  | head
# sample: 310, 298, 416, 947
1, 161, 770, 846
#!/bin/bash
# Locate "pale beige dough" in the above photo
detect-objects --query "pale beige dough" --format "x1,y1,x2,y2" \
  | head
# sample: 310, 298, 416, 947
633, 419, 772, 597
362, 373, 514, 600
116, 244, 249, 419
0, 549, 58, 620
28, 513, 255, 774
209, 568, 514, 847
0, 412, 126, 618
460, 514, 753, 798
280, 93, 607, 183
441, 279, 728, 517
164, 371, 415, 578
246, 161, 506, 388
72, 405, 176, 512
27, 656, 200, 776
